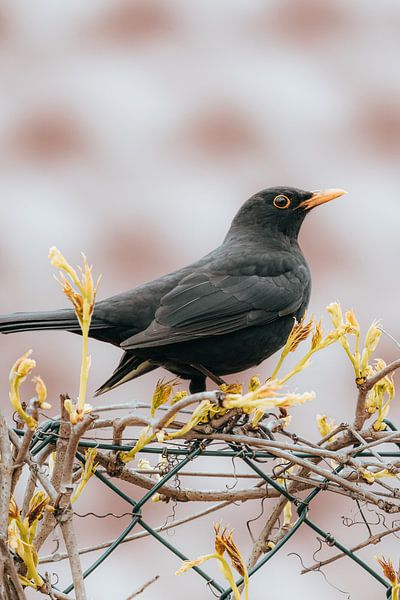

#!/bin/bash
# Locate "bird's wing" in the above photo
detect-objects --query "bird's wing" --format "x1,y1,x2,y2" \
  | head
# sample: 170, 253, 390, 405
122, 268, 308, 349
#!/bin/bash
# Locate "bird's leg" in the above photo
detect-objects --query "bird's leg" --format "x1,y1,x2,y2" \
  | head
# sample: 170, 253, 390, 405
190, 363, 226, 387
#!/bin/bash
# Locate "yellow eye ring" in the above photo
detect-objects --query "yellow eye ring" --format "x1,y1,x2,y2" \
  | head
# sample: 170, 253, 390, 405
273, 195, 291, 209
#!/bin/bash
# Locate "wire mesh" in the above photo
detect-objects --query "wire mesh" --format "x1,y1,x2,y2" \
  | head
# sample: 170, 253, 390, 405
19, 419, 399, 599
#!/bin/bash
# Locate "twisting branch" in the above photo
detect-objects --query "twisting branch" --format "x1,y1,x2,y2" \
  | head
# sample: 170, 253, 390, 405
354, 358, 400, 430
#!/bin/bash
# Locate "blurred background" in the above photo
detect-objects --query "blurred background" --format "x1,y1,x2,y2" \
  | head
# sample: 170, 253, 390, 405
0, 0, 400, 598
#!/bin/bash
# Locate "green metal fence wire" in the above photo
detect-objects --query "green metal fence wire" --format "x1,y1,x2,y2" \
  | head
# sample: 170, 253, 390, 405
15, 420, 399, 599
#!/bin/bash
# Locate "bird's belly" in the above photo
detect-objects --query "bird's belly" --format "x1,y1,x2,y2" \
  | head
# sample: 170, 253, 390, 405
137, 316, 295, 377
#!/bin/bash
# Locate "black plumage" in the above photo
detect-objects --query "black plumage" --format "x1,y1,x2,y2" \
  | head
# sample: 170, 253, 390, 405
0, 186, 346, 394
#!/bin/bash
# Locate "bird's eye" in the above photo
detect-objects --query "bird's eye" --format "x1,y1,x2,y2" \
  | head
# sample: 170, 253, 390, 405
273, 195, 291, 209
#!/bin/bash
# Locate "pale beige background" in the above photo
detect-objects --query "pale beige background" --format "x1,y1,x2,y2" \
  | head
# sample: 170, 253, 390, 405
0, 1, 400, 598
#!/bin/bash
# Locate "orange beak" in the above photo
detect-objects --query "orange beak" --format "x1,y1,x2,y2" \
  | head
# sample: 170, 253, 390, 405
299, 188, 347, 210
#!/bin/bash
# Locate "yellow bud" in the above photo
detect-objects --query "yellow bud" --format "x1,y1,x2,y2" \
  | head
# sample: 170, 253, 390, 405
26, 491, 50, 525
62, 278, 84, 321
250, 409, 265, 428
326, 302, 344, 329
311, 320, 323, 349
364, 321, 381, 355
316, 414, 337, 438
365, 388, 379, 413
11, 351, 36, 380
283, 501, 292, 526
170, 390, 187, 405
9, 497, 20, 520
373, 418, 388, 432
286, 316, 314, 353
151, 379, 176, 416
345, 309, 358, 327
360, 468, 375, 483
7, 520, 21, 551
266, 541, 276, 551
9, 351, 38, 430
214, 523, 226, 556
248, 376, 261, 392
376, 556, 398, 586
32, 376, 50, 409
48, 246, 68, 269
220, 383, 243, 394
345, 309, 360, 334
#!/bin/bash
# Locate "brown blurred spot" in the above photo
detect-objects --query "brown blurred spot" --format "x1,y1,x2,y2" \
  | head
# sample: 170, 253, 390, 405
358, 98, 400, 157
86, 0, 176, 45
179, 107, 261, 160
255, 0, 348, 43
0, 7, 9, 42
97, 222, 174, 285
7, 109, 89, 163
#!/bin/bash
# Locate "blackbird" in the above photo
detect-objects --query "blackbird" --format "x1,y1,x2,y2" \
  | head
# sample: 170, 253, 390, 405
0, 186, 346, 394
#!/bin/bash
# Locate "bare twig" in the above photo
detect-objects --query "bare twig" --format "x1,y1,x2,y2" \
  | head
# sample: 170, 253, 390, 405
8, 428, 57, 501
125, 575, 160, 599
96, 451, 275, 502
247, 496, 288, 568
301, 522, 400, 574
0, 411, 25, 600
40, 500, 232, 564
59, 509, 86, 600
0, 539, 25, 600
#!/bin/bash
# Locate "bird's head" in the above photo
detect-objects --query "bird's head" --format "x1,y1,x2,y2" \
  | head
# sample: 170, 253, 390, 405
227, 186, 347, 241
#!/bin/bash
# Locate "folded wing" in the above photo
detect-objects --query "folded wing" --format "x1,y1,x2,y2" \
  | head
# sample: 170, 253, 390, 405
122, 268, 308, 350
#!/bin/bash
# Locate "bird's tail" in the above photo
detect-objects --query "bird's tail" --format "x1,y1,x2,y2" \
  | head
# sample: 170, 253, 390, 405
94, 353, 157, 396
0, 309, 81, 334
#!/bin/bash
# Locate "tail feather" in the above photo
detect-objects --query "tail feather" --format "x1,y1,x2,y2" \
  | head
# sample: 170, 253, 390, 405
0, 309, 83, 333
94, 353, 157, 396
